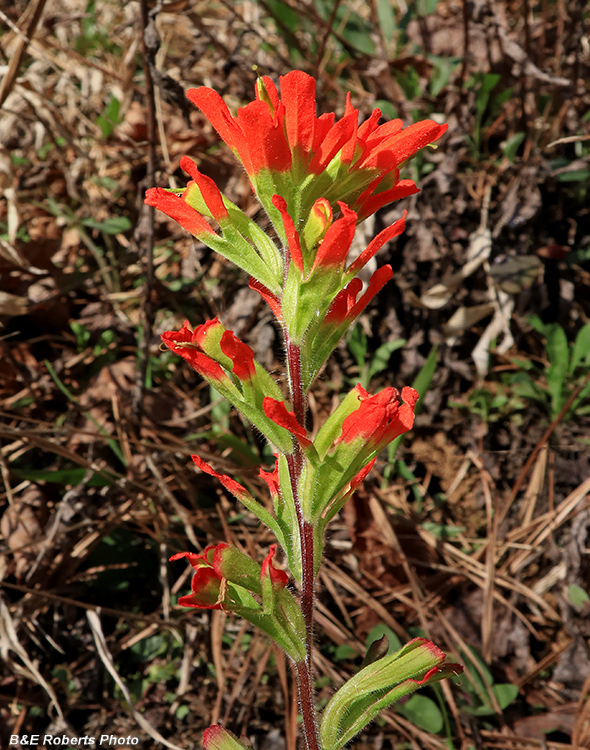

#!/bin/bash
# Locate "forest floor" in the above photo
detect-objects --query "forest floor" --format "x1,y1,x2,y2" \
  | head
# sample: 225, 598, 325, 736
1, 1, 590, 749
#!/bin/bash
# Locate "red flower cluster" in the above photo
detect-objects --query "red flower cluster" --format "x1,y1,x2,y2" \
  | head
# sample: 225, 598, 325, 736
188, 70, 447, 220
170, 542, 287, 611
161, 318, 256, 384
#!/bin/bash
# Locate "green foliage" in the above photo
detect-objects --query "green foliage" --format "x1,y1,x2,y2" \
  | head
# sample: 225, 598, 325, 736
464, 73, 510, 157
429, 56, 461, 98
567, 584, 590, 609
347, 326, 406, 389
502, 131, 526, 162
453, 319, 590, 426
458, 645, 519, 718
397, 693, 444, 733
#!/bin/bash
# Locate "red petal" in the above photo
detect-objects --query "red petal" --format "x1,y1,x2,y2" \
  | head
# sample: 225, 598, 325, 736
272, 195, 304, 272
311, 202, 357, 271
169, 550, 207, 568
312, 112, 335, 151
359, 121, 448, 170
356, 181, 419, 221
161, 325, 227, 383
236, 100, 292, 173
220, 330, 256, 381
347, 213, 406, 276
178, 566, 223, 609
187, 87, 245, 156
191, 454, 250, 500
179, 156, 229, 222
262, 397, 311, 449
280, 70, 316, 154
308, 111, 358, 174
259, 457, 280, 498
349, 458, 376, 491
324, 277, 363, 326
357, 108, 383, 141
249, 278, 283, 320
363, 117, 403, 147
145, 187, 215, 237
345, 265, 393, 322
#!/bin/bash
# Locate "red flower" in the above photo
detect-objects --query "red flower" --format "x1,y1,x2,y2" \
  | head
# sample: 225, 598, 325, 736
186, 70, 447, 220
161, 320, 228, 383
170, 549, 224, 610
161, 319, 258, 386
179, 156, 229, 223
171, 542, 263, 610
259, 457, 280, 499
219, 330, 256, 382
273, 195, 304, 272
310, 202, 357, 272
338, 385, 418, 452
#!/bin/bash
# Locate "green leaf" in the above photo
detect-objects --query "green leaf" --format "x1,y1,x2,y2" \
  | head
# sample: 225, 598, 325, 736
339, 11, 375, 54
96, 95, 120, 138
11, 467, 113, 487
502, 131, 526, 162
83, 216, 132, 234
376, 0, 396, 41
570, 323, 590, 374
266, 0, 300, 31
492, 683, 519, 710
374, 99, 398, 120
175, 705, 189, 720
421, 522, 466, 539
558, 169, 590, 183
398, 694, 443, 733
568, 584, 590, 608
429, 56, 460, 97
545, 324, 569, 416
334, 644, 359, 661
347, 326, 368, 370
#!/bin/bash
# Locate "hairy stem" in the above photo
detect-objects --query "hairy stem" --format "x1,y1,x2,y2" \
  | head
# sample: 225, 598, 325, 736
285, 335, 319, 750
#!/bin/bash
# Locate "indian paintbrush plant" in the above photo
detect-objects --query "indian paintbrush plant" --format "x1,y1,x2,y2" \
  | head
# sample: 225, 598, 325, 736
146, 70, 462, 750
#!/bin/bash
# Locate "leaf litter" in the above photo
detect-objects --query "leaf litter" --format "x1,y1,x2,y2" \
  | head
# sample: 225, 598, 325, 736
1, 0, 590, 748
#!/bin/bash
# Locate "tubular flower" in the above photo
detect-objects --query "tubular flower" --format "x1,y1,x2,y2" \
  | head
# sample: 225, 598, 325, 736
302, 385, 419, 521
261, 544, 289, 589
186, 70, 447, 225
276, 199, 404, 358
337, 385, 419, 455
171, 544, 306, 662
161, 319, 229, 385
320, 638, 462, 750
146, 160, 283, 294
161, 320, 294, 454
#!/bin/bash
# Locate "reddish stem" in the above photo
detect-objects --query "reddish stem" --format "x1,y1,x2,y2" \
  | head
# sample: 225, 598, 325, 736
284, 334, 319, 750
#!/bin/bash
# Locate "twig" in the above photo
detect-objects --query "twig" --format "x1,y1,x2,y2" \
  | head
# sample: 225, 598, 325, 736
132, 0, 159, 420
